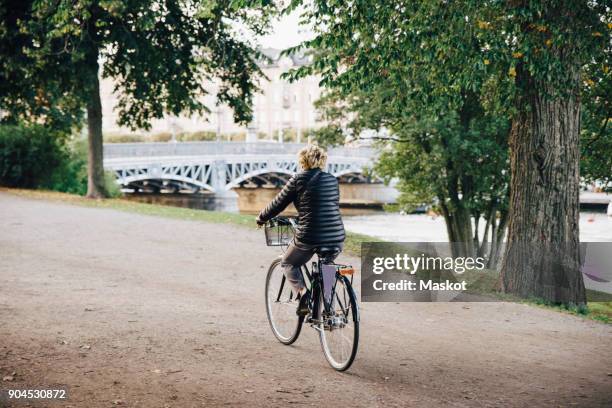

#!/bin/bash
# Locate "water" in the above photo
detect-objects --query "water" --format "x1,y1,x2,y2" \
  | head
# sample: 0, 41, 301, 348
344, 212, 612, 295
343, 212, 612, 242
123, 192, 383, 216
124, 193, 238, 212
123, 193, 612, 241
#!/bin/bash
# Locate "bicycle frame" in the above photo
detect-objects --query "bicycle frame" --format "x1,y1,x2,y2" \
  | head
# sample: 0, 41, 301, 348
301, 258, 350, 325
272, 256, 349, 324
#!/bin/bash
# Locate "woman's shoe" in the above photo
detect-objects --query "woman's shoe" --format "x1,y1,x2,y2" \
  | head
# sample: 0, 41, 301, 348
296, 290, 310, 316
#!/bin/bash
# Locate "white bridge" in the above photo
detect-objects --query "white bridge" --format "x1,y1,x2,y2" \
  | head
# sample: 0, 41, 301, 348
103, 142, 377, 195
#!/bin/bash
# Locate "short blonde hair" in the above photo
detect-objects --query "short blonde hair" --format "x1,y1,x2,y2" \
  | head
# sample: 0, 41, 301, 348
298, 144, 327, 170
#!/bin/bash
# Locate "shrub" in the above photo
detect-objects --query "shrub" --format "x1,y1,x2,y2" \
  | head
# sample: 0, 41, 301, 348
104, 133, 145, 143
178, 130, 217, 142
226, 132, 246, 142
45, 137, 122, 197
0, 124, 67, 188
103, 170, 123, 198
150, 132, 173, 142
44, 138, 88, 195
0, 124, 121, 197
269, 128, 314, 143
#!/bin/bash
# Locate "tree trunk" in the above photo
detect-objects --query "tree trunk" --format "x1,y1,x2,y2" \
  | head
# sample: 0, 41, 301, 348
85, 52, 107, 199
488, 209, 508, 270
440, 201, 475, 258
500, 66, 585, 305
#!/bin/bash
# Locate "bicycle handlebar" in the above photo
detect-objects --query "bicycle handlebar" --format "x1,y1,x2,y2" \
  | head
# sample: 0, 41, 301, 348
266, 216, 297, 227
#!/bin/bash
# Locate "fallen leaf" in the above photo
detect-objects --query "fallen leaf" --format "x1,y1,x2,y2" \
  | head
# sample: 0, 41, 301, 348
2, 376, 14, 381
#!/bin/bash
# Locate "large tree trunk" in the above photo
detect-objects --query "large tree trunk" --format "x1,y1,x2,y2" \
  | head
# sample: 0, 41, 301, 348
500, 66, 585, 305
85, 52, 107, 199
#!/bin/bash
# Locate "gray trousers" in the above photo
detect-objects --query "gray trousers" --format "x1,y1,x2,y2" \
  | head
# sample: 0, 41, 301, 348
281, 239, 342, 292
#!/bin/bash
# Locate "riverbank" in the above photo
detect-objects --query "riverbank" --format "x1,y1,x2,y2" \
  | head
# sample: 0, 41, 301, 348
1, 190, 611, 407
1, 187, 610, 323
0, 188, 381, 257
344, 212, 612, 242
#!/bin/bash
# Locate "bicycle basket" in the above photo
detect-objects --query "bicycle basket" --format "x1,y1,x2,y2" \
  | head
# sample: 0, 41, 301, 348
265, 219, 294, 246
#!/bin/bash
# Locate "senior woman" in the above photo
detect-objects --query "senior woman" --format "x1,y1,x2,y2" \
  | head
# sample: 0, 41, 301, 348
256, 144, 345, 315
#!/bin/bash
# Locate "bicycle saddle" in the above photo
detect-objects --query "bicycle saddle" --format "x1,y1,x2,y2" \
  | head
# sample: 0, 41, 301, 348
315, 246, 342, 258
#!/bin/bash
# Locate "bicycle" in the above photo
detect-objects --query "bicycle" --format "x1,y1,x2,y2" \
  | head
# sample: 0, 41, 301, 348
263, 216, 359, 371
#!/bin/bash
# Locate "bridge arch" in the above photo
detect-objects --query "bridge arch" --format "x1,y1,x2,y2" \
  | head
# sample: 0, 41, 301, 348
224, 168, 295, 190
225, 167, 372, 191
119, 174, 215, 192
333, 169, 371, 182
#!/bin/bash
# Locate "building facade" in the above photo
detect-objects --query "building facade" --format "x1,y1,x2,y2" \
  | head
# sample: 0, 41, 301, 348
101, 48, 323, 141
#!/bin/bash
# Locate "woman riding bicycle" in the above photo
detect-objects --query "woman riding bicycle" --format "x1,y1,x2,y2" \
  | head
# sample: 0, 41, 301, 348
256, 144, 345, 316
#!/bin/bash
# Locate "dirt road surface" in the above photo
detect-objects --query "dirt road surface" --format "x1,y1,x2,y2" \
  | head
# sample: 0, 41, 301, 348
1, 192, 611, 407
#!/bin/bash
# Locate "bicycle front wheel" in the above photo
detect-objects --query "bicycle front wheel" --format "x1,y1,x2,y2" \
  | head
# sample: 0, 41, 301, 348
318, 275, 359, 371
265, 258, 303, 345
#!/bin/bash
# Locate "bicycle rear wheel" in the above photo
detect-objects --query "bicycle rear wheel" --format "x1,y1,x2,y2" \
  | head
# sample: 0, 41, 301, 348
317, 275, 359, 371
265, 258, 303, 345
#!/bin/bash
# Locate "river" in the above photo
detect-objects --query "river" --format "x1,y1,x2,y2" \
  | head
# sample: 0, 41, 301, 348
343, 212, 612, 242
124, 192, 612, 242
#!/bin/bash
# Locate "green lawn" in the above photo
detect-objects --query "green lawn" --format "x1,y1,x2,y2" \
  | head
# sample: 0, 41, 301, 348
3, 187, 610, 324
0, 188, 378, 257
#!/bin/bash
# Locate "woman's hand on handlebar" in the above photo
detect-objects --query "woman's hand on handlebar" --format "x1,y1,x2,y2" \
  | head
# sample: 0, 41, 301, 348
256, 216, 265, 228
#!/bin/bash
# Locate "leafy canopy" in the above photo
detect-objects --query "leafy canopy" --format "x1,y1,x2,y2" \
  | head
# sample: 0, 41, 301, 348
0, 0, 277, 130
285, 0, 610, 208
285, 1, 515, 216
285, 0, 608, 104
581, 53, 611, 185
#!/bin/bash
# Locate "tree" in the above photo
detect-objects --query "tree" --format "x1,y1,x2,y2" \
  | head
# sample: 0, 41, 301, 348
286, 0, 608, 305
0, 0, 81, 133
307, 91, 349, 147
482, 2, 607, 305
287, 1, 512, 263
313, 84, 510, 265
581, 54, 611, 186
0, 0, 275, 197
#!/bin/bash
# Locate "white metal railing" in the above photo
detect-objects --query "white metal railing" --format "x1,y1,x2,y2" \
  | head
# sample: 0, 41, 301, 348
103, 141, 376, 159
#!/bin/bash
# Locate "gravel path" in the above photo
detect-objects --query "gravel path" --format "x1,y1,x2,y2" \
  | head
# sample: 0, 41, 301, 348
1, 192, 611, 407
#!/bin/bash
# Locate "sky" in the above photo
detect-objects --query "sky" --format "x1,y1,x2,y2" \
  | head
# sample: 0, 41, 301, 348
256, 8, 314, 50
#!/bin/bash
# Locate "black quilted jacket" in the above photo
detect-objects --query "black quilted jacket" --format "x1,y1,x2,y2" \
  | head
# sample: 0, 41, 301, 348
257, 168, 345, 245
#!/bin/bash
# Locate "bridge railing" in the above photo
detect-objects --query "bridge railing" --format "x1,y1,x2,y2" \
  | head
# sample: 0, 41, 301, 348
103, 141, 376, 159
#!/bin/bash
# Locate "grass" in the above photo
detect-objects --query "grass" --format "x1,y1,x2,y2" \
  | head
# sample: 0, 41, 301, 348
530, 295, 612, 324
0, 187, 376, 257
3, 187, 611, 324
